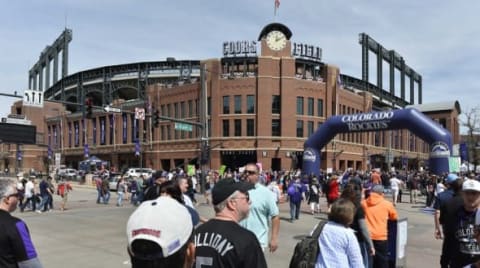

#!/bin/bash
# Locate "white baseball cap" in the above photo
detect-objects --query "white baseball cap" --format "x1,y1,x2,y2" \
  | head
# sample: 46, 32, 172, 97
462, 179, 480, 192
126, 196, 193, 259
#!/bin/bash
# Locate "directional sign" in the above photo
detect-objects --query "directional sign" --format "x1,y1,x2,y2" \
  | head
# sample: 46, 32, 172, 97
135, 107, 145, 120
1, 117, 31, 125
104, 106, 121, 113
175, 122, 193, 132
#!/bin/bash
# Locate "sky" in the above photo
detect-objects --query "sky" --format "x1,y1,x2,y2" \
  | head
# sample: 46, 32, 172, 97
1, 0, 479, 131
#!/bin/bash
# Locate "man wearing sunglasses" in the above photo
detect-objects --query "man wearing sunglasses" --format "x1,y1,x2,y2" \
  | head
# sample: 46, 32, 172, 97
239, 163, 280, 253
0, 178, 43, 268
194, 178, 267, 267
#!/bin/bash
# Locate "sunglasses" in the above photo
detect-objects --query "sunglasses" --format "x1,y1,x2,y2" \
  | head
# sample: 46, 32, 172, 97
245, 170, 257, 175
232, 193, 250, 202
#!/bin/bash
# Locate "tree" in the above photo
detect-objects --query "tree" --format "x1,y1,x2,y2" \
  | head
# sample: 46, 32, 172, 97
460, 107, 480, 173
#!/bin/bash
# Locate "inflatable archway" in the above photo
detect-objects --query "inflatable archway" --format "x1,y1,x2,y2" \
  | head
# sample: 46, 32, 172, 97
302, 108, 452, 176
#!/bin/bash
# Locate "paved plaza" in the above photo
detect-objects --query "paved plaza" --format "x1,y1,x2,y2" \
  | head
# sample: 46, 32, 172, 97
13, 185, 442, 267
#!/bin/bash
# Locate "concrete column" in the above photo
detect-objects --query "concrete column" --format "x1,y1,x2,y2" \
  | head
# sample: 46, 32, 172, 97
389, 51, 395, 95
376, 43, 382, 89
45, 58, 51, 89
410, 75, 415, 104
418, 76, 422, 104
62, 44, 69, 78
39, 66, 44, 91
53, 50, 59, 83
400, 58, 405, 100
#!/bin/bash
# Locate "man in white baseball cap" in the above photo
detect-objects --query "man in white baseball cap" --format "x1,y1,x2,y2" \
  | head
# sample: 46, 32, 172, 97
440, 179, 480, 267
126, 196, 195, 268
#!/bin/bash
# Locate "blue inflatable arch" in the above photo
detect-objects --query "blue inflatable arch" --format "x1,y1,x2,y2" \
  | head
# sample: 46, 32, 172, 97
302, 108, 452, 176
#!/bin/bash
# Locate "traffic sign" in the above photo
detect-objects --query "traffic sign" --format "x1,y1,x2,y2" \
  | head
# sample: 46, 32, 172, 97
175, 122, 193, 132
104, 106, 121, 113
135, 107, 145, 120
1, 117, 31, 125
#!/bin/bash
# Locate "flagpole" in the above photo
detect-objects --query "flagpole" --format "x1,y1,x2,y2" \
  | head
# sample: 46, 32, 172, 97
274, 0, 280, 19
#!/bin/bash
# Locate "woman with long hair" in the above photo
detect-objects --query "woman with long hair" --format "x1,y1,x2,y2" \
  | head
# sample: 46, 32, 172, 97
341, 182, 375, 268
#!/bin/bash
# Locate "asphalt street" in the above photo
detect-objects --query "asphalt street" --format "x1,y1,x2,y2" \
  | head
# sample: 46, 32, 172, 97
12, 185, 441, 267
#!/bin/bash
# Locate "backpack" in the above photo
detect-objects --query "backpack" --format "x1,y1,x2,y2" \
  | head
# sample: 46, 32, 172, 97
289, 220, 327, 268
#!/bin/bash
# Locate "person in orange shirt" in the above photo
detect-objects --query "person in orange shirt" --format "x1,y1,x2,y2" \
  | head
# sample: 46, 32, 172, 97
361, 184, 398, 268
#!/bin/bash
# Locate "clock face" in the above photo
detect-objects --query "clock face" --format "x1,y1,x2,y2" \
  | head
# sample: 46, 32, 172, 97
266, 30, 287, 51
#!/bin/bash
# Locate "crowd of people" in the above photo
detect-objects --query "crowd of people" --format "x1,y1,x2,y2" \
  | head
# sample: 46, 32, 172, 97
2, 164, 480, 267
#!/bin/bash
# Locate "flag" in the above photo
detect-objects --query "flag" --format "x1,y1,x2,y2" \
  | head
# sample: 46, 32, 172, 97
274, 0, 280, 16
48, 145, 53, 160
84, 143, 89, 158
135, 139, 141, 156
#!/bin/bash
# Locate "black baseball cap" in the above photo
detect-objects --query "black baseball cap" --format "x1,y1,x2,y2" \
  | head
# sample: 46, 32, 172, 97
212, 178, 254, 205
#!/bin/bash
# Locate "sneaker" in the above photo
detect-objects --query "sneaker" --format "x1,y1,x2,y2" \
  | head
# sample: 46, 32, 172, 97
36, 210, 42, 214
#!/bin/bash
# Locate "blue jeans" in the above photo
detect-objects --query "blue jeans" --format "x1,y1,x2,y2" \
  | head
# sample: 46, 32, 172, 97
359, 240, 370, 268
289, 201, 301, 220
38, 194, 50, 211
117, 192, 124, 206
130, 191, 137, 204
103, 191, 110, 204
96, 188, 103, 203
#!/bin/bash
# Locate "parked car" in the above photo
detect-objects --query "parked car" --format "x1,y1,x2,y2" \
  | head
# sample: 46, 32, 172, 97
124, 168, 153, 179
108, 173, 123, 191
58, 168, 79, 180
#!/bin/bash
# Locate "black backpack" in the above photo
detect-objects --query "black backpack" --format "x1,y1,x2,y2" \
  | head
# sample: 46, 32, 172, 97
289, 220, 327, 268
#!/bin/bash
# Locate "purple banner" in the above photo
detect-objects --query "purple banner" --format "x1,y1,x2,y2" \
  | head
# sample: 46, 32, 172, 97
135, 139, 140, 156
84, 143, 89, 158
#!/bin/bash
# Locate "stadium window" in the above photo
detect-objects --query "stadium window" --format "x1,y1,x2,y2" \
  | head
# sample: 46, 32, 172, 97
296, 97, 304, 115
317, 99, 324, 117
188, 100, 193, 117
181, 101, 186, 118
272, 119, 281, 136
247, 119, 255, 136
296, 120, 304, 137
272, 95, 281, 114
307, 98, 314, 116
307, 121, 314, 136
234, 119, 241, 136
223, 96, 230, 114
247, 95, 255, 114
223, 120, 230, 137
234, 95, 242, 114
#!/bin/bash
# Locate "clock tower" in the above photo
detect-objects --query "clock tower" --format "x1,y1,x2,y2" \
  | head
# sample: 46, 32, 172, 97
255, 22, 297, 156
258, 22, 293, 57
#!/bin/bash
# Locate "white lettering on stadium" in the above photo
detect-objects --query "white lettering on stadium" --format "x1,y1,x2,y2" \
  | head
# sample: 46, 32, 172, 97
194, 232, 235, 257
223, 41, 257, 57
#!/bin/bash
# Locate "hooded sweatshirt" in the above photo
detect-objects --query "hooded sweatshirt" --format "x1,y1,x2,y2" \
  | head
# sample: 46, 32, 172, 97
361, 192, 398, 240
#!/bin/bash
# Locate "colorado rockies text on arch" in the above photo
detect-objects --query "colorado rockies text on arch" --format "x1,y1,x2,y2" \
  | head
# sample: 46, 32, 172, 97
341, 111, 394, 123
342, 111, 394, 131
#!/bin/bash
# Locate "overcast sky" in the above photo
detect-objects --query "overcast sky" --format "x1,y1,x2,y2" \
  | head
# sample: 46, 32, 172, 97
1, 0, 478, 129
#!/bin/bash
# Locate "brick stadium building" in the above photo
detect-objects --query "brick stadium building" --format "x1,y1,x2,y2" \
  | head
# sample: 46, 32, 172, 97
0, 23, 461, 174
